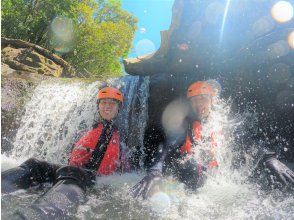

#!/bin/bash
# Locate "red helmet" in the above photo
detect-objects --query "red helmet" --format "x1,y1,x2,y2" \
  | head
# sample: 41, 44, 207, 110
97, 87, 123, 103
187, 81, 215, 98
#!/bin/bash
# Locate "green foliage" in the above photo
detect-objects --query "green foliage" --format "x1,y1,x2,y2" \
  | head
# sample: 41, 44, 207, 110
1, 0, 137, 78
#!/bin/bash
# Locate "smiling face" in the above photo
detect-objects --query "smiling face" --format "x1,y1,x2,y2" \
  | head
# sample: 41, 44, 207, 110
189, 94, 212, 120
98, 98, 119, 121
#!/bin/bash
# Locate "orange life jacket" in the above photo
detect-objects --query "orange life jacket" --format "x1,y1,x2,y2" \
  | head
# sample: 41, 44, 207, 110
68, 123, 120, 175
180, 121, 218, 169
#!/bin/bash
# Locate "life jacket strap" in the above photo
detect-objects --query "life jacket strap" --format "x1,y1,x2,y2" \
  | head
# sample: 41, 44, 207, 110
84, 122, 114, 171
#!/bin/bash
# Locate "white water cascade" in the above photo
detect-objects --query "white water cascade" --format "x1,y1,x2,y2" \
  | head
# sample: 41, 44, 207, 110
5, 76, 149, 167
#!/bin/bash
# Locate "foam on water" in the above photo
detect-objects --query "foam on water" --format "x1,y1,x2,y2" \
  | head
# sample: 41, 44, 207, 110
1, 77, 293, 219
1, 154, 22, 171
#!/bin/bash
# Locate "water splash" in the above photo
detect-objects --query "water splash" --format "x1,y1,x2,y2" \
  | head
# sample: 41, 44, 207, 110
145, 94, 294, 219
2, 77, 293, 219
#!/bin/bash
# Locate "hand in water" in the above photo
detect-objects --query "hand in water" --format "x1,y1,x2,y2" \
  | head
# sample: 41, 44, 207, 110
265, 157, 294, 188
130, 171, 162, 200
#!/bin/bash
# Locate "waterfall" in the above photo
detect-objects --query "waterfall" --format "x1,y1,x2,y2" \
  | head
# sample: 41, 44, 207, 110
8, 76, 149, 166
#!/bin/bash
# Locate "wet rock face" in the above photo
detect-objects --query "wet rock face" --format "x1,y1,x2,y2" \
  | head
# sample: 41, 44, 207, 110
1, 38, 73, 153
2, 37, 75, 77
2, 46, 63, 77
123, 0, 294, 164
1, 64, 45, 152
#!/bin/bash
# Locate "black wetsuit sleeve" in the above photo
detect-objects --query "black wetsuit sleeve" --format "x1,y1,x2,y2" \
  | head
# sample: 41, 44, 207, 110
149, 132, 186, 173
232, 123, 277, 171
251, 146, 276, 172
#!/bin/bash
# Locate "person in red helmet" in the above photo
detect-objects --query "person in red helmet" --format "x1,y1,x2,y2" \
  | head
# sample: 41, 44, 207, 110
131, 81, 220, 199
131, 81, 294, 199
2, 86, 131, 219
180, 81, 219, 169
68, 86, 127, 175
